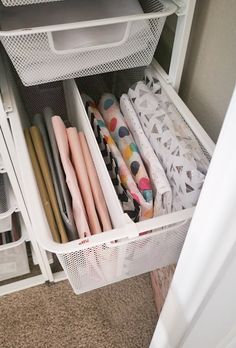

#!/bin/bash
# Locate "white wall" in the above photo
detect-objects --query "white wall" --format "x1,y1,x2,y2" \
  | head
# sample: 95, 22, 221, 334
180, 0, 236, 142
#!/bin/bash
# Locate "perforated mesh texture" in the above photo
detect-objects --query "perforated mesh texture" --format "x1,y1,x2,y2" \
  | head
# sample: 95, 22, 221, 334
58, 221, 190, 294
1, 0, 61, 6
1, 0, 168, 85
0, 173, 9, 214
15, 67, 211, 294
0, 242, 29, 281
18, 81, 67, 119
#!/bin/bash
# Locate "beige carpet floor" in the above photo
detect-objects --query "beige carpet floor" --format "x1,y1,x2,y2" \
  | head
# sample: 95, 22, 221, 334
0, 274, 158, 348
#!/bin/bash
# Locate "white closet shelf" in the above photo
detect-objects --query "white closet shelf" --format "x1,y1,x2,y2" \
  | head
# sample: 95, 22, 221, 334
0, 0, 177, 86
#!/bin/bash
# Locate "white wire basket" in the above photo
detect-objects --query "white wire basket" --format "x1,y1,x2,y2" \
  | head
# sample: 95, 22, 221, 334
57, 218, 191, 294
0, 242, 29, 281
0, 0, 177, 85
1, 0, 62, 6
58, 76, 212, 294
2, 57, 215, 294
0, 215, 29, 281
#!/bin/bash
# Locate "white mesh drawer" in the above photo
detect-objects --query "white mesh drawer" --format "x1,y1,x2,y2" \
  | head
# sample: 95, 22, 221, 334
52, 77, 213, 294
1, 0, 62, 6
2, 56, 215, 294
35, 77, 212, 295
0, 0, 177, 85
0, 214, 29, 282
0, 242, 29, 281
0, 173, 18, 233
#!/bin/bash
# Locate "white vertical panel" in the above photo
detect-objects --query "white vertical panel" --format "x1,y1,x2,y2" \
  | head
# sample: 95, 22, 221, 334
182, 246, 236, 348
150, 85, 236, 348
168, 0, 197, 91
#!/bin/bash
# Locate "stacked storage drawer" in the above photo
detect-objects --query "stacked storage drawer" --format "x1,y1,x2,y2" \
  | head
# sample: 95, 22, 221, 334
0, 59, 214, 293
0, 0, 177, 85
0, 147, 29, 281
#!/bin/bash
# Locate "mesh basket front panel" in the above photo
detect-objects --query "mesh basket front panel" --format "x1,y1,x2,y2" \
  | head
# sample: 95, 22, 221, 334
1, 0, 165, 9
1, 17, 165, 86
0, 242, 29, 281
58, 221, 190, 294
77, 66, 146, 101
1, 0, 62, 6
0, 173, 9, 214
18, 81, 67, 119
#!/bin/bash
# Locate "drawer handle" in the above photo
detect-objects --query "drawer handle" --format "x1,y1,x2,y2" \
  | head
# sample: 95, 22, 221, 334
106, 219, 188, 248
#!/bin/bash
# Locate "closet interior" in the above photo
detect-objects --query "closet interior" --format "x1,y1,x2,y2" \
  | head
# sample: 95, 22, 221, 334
0, 0, 215, 306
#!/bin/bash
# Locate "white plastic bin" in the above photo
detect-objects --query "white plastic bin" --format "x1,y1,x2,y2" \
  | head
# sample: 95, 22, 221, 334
1, 0, 62, 6
0, 0, 177, 85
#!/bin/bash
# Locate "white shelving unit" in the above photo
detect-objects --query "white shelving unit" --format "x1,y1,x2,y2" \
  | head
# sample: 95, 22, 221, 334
0, 0, 203, 295
0, 116, 62, 295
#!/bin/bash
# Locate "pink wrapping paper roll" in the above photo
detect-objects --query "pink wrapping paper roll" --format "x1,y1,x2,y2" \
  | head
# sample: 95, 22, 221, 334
79, 132, 112, 231
67, 127, 101, 235
52, 116, 90, 238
